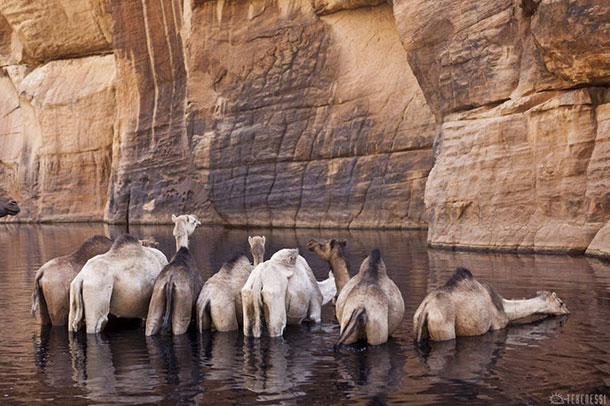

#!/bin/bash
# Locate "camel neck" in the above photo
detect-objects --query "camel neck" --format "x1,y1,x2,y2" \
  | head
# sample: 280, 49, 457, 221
175, 232, 189, 251
502, 296, 547, 321
252, 253, 263, 267
330, 255, 350, 294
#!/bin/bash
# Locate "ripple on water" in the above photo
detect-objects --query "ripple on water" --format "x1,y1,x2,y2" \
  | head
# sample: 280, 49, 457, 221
0, 224, 608, 405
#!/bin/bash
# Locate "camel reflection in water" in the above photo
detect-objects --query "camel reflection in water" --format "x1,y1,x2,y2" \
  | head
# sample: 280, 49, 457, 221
415, 315, 569, 381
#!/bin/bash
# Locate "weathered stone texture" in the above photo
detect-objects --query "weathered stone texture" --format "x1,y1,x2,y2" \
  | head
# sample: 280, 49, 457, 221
0, 0, 112, 62
0, 55, 115, 222
185, 1, 434, 228
396, 0, 610, 252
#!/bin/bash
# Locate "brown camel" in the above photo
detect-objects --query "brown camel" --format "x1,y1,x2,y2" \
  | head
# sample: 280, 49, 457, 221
145, 214, 202, 336
0, 197, 20, 217
335, 249, 405, 346
307, 238, 350, 297
31, 235, 113, 325
196, 235, 265, 332
413, 268, 570, 342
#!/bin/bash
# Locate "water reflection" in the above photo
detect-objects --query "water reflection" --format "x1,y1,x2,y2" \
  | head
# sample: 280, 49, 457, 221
2, 224, 609, 405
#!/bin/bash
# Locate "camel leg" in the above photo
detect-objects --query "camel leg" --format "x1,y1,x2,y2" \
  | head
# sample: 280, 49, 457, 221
171, 287, 193, 335
44, 284, 69, 326
365, 307, 389, 345
145, 280, 167, 336
210, 300, 238, 332
83, 278, 113, 334
426, 309, 456, 341
307, 298, 322, 324
241, 290, 253, 336
37, 285, 52, 326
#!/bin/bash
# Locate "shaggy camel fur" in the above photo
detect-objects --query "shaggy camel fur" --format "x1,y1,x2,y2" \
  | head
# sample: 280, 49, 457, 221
31, 235, 113, 325
196, 254, 254, 332
414, 268, 570, 341
145, 214, 202, 336
68, 234, 168, 333
242, 249, 335, 338
307, 238, 350, 297
336, 249, 404, 346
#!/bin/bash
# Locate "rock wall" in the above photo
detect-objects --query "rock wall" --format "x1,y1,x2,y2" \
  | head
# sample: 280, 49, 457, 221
0, 0, 435, 228
395, 0, 610, 254
1, 0, 609, 256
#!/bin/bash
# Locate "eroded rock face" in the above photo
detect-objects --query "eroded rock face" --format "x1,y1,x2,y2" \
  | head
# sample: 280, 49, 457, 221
0, 55, 115, 222
184, 1, 434, 228
0, 0, 112, 62
396, 0, 610, 252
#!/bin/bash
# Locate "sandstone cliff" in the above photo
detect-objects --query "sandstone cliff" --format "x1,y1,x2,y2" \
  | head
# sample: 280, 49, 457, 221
1, 0, 609, 257
0, 0, 435, 230
395, 0, 610, 255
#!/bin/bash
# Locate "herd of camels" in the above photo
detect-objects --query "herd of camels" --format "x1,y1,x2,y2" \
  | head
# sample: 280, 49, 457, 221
29, 214, 570, 346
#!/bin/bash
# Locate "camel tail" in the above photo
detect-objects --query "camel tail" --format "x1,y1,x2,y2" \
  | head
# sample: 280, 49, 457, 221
251, 276, 264, 337
197, 288, 212, 332
414, 302, 429, 342
335, 307, 366, 349
31, 272, 44, 316
68, 276, 84, 332
161, 276, 175, 331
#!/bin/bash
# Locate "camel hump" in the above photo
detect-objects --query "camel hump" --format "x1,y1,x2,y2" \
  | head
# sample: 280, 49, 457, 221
224, 253, 248, 271
169, 247, 196, 269
111, 234, 141, 250
364, 248, 383, 280
443, 267, 474, 290
83, 235, 113, 246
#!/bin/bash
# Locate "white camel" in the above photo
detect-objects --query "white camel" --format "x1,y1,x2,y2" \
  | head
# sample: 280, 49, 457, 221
68, 234, 168, 334
241, 248, 336, 338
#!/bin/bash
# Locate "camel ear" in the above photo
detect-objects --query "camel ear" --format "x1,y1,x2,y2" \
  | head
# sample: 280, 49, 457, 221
171, 214, 177, 222
248, 236, 252, 244
550, 292, 557, 301
262, 236, 266, 245
330, 239, 337, 248
339, 239, 347, 247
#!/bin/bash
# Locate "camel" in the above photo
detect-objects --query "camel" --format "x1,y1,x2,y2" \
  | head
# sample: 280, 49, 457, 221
145, 214, 202, 336
413, 267, 570, 341
196, 254, 253, 332
196, 235, 265, 332
68, 234, 168, 334
335, 249, 405, 346
241, 248, 336, 338
0, 197, 20, 217
248, 235, 265, 266
307, 238, 350, 296
31, 235, 114, 326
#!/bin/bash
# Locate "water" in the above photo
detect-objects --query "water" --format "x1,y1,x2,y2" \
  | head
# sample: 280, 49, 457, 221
0, 223, 608, 405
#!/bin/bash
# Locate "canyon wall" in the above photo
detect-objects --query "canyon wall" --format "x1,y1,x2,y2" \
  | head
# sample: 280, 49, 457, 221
0, 0, 435, 230
395, 0, 610, 255
0, 0, 609, 256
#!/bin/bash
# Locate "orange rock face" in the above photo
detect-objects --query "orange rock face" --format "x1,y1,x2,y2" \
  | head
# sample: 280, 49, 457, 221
1, 0, 609, 256
395, 0, 610, 253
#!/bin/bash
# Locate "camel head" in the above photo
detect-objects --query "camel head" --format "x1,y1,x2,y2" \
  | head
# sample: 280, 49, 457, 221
0, 197, 20, 217
172, 214, 201, 238
536, 291, 570, 315
248, 235, 266, 266
306, 238, 347, 261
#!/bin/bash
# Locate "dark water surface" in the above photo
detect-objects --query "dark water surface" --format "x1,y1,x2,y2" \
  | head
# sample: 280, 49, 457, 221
0, 223, 608, 405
